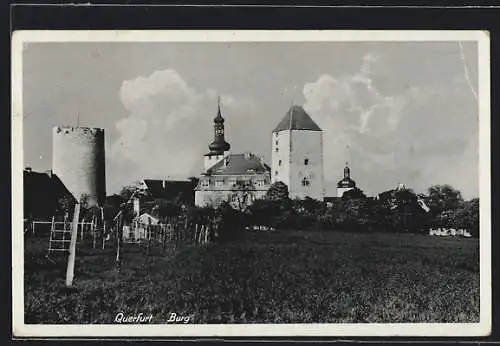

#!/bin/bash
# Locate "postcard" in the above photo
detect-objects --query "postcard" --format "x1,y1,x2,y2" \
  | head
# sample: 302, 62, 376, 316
12, 29, 491, 337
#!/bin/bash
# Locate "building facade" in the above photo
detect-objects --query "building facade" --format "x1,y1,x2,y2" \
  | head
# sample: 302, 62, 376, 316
195, 100, 271, 208
271, 105, 325, 200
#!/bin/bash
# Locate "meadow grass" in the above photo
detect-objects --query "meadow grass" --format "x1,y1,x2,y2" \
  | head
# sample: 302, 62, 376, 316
24, 230, 479, 324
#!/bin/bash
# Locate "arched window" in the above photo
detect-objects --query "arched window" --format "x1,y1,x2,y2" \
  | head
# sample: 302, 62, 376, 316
301, 177, 310, 187
278, 160, 282, 166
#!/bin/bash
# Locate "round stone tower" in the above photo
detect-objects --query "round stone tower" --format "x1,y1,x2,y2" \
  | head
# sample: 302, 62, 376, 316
52, 126, 106, 207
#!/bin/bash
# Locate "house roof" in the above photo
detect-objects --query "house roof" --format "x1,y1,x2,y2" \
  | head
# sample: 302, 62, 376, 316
142, 179, 195, 202
206, 153, 271, 176
273, 105, 322, 132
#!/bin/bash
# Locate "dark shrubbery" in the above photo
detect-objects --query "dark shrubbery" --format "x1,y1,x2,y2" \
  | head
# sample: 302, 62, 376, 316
244, 184, 479, 236
101, 182, 479, 242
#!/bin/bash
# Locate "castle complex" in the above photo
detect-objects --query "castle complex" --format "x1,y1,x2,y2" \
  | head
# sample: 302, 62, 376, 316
195, 100, 354, 207
194, 100, 271, 207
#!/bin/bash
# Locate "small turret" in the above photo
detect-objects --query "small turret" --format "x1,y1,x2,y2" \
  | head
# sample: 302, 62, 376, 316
208, 97, 230, 154
344, 162, 350, 179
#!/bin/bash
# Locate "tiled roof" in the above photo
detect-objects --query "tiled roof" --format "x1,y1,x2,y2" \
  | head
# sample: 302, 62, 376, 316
206, 153, 271, 176
273, 105, 322, 132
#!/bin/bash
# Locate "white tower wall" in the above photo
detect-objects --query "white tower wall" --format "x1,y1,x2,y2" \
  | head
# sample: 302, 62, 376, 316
52, 126, 106, 207
271, 129, 324, 200
271, 131, 291, 187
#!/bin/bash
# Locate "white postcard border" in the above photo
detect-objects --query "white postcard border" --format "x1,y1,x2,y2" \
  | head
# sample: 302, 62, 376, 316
12, 30, 491, 338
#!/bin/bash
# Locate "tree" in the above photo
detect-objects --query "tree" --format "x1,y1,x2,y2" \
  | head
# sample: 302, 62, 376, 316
248, 199, 280, 228
427, 184, 464, 214
119, 181, 151, 202
229, 180, 255, 212
337, 197, 373, 232
214, 202, 246, 241
450, 198, 479, 236
265, 181, 289, 201
56, 193, 77, 218
376, 187, 428, 233
341, 187, 367, 200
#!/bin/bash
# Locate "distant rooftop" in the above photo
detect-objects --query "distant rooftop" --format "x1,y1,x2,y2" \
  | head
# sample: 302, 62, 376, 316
273, 105, 322, 132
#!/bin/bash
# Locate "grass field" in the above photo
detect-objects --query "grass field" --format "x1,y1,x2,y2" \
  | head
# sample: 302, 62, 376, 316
24, 230, 479, 324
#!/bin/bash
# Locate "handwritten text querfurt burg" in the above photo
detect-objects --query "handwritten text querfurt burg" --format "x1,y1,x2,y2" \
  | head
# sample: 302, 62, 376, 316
114, 312, 153, 324
114, 312, 191, 324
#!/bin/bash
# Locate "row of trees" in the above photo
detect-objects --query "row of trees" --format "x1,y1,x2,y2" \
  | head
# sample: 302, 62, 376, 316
95, 181, 479, 241
248, 182, 479, 236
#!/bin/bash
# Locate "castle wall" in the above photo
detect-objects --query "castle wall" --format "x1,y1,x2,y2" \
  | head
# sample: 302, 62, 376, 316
289, 130, 324, 200
52, 126, 106, 207
271, 130, 291, 187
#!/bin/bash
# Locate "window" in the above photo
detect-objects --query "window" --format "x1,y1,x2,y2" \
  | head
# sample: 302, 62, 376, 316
201, 180, 209, 187
275, 140, 279, 146
275, 171, 278, 176
256, 180, 265, 187
302, 178, 310, 187
275, 147, 279, 152
215, 180, 223, 188
278, 160, 282, 166
304, 158, 309, 165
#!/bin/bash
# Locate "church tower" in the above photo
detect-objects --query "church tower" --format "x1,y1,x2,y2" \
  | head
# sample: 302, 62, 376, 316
337, 162, 357, 197
204, 97, 231, 172
271, 105, 324, 200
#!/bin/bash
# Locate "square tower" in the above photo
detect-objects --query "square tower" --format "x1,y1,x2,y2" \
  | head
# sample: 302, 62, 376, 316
271, 105, 324, 200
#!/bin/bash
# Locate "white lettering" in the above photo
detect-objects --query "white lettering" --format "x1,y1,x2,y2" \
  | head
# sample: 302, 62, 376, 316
115, 312, 124, 323
167, 312, 177, 322
166, 312, 191, 324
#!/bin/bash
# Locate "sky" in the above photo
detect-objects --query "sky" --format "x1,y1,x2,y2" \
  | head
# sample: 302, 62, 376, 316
22, 40, 479, 199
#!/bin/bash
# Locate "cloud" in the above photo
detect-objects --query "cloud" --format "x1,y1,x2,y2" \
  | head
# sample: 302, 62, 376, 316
110, 68, 254, 190
303, 53, 479, 198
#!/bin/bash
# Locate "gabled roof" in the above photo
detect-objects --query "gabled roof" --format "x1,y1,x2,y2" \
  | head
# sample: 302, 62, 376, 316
206, 153, 271, 176
273, 105, 322, 132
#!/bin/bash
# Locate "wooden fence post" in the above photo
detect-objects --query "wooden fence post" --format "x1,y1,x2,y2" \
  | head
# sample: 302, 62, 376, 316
194, 224, 198, 246
65, 203, 81, 287
116, 212, 122, 267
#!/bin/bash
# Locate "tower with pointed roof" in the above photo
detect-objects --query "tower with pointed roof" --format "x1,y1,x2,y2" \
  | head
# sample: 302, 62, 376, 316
204, 97, 231, 172
271, 105, 324, 200
337, 162, 357, 197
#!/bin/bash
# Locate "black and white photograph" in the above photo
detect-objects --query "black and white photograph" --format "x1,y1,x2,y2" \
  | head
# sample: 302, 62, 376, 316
12, 30, 491, 337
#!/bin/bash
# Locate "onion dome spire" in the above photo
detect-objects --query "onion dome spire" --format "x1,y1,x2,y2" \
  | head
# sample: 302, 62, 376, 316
214, 96, 225, 124
208, 96, 230, 153
337, 161, 356, 188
